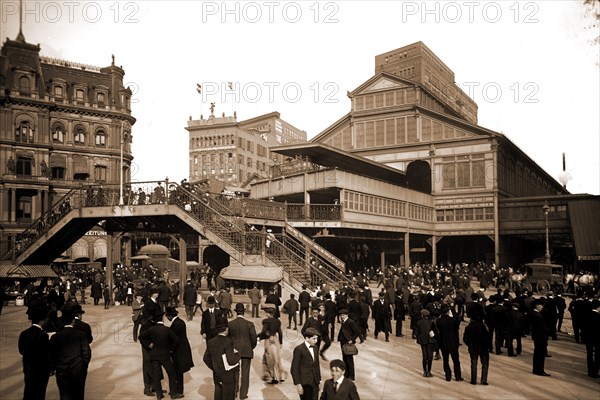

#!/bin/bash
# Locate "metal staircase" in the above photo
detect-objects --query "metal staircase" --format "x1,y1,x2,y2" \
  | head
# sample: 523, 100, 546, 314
1, 180, 352, 289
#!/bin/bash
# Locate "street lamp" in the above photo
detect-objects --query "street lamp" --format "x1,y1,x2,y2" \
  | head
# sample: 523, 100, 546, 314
543, 200, 551, 264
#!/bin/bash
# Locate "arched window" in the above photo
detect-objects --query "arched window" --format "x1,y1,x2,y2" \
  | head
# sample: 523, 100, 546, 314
52, 123, 65, 143
19, 76, 30, 94
95, 129, 107, 146
74, 126, 86, 145
15, 121, 34, 143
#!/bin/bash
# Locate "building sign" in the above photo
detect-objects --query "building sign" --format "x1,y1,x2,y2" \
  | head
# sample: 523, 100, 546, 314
86, 230, 107, 236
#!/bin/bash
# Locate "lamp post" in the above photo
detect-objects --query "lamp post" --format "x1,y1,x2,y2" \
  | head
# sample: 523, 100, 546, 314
543, 200, 551, 264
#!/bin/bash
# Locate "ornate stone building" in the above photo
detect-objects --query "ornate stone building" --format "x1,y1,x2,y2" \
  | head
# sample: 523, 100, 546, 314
0, 32, 135, 260
185, 111, 306, 189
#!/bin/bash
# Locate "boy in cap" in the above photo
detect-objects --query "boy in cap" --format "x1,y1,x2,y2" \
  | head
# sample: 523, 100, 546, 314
320, 359, 360, 399
290, 327, 321, 400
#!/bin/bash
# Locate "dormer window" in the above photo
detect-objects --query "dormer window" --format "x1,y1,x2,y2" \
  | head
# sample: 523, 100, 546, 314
95, 130, 107, 146
74, 126, 86, 144
54, 85, 64, 97
52, 123, 65, 143
19, 76, 31, 94
97, 92, 106, 104
75, 89, 85, 103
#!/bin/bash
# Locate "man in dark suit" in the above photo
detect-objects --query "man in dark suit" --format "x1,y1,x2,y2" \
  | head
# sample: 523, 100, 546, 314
436, 304, 463, 382
291, 327, 322, 400
201, 296, 223, 341
203, 316, 241, 400
49, 309, 92, 399
18, 308, 52, 400
319, 359, 360, 400
166, 307, 193, 398
584, 300, 600, 378
71, 304, 93, 344
139, 311, 181, 399
530, 299, 551, 377
463, 313, 489, 385
299, 285, 312, 325
158, 280, 171, 313
337, 309, 360, 381
227, 303, 258, 400
323, 293, 338, 341
140, 288, 163, 396
372, 291, 392, 341
183, 280, 197, 321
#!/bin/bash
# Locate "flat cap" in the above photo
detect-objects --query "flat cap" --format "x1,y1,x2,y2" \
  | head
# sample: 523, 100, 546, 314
330, 359, 346, 370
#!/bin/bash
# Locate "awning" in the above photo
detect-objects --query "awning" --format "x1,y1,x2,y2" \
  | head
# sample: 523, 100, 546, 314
0, 265, 58, 279
49, 154, 66, 168
219, 265, 283, 283
73, 155, 88, 174
569, 199, 600, 260
131, 255, 151, 260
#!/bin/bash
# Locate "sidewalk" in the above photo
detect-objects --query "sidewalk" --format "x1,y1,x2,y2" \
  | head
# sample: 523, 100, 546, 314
0, 295, 598, 399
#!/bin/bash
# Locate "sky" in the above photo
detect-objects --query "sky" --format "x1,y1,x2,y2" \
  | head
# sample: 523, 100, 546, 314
2, 0, 599, 195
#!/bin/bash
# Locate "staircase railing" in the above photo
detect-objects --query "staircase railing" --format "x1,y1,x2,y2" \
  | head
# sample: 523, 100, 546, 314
2, 179, 351, 290
1, 188, 80, 261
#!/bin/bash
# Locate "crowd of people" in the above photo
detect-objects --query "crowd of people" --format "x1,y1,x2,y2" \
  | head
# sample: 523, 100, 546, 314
9, 261, 600, 399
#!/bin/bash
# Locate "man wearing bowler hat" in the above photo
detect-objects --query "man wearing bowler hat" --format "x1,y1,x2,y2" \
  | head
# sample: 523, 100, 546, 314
337, 309, 360, 381
166, 307, 193, 397
139, 311, 181, 399
71, 304, 93, 344
320, 359, 360, 400
203, 316, 241, 400
202, 296, 223, 341
530, 298, 552, 377
227, 303, 257, 400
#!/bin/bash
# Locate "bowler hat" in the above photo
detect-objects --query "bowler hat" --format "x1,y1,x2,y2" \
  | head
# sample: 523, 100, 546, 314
330, 359, 346, 370
71, 304, 86, 314
235, 303, 245, 313
151, 311, 165, 322
165, 306, 178, 316
207, 296, 216, 305
215, 316, 229, 329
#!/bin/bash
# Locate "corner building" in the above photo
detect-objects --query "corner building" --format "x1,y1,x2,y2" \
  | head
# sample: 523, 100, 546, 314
0, 34, 135, 260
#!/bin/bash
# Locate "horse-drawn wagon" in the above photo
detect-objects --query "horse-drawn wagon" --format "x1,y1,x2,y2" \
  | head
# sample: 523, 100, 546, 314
510, 263, 564, 295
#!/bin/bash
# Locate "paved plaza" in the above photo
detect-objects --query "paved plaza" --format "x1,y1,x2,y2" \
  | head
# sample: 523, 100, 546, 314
1, 291, 598, 400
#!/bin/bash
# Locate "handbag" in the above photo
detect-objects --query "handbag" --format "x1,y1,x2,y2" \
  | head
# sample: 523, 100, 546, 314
342, 343, 359, 356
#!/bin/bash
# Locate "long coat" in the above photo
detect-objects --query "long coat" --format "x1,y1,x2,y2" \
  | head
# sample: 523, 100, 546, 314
436, 314, 460, 352
372, 299, 392, 333
170, 317, 194, 373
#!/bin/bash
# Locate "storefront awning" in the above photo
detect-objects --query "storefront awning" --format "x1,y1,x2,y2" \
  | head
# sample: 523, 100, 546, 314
219, 266, 283, 283
0, 265, 58, 279
569, 199, 600, 260
49, 154, 66, 168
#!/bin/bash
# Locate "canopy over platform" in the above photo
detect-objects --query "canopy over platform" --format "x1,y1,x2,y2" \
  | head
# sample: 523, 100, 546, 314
219, 265, 283, 283
0, 265, 58, 279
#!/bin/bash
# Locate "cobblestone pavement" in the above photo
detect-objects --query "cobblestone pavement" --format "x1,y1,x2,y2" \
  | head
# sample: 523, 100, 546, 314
1, 291, 598, 400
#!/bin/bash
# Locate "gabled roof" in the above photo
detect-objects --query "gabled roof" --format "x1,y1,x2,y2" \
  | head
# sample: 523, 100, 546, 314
349, 73, 415, 96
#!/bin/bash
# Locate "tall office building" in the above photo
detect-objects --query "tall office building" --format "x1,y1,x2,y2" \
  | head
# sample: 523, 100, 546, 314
186, 110, 306, 189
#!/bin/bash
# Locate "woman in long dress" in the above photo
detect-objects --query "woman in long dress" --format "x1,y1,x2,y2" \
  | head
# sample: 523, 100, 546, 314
259, 305, 286, 384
